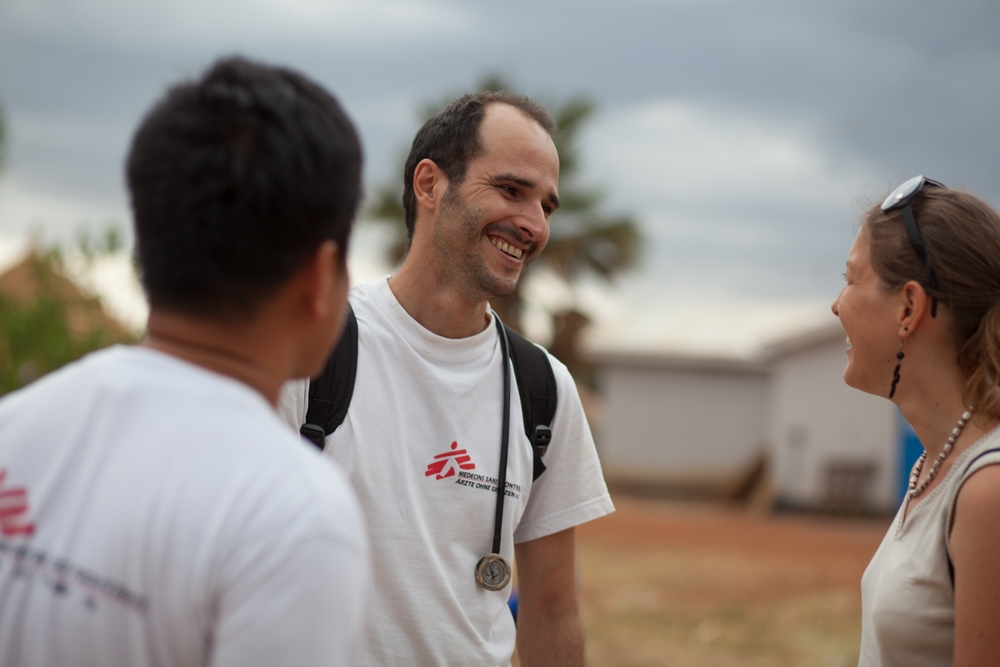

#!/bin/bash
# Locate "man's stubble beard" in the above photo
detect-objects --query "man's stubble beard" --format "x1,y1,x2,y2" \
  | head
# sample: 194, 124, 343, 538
433, 188, 530, 302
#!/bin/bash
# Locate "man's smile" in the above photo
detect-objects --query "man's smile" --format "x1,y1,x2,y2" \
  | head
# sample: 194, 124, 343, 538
488, 235, 524, 259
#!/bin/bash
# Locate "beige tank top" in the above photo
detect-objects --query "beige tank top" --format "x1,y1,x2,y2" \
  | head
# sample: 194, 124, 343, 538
858, 425, 1000, 666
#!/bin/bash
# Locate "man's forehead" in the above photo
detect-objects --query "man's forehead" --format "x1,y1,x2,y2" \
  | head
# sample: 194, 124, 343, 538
479, 103, 556, 150
466, 103, 560, 205
481, 101, 542, 125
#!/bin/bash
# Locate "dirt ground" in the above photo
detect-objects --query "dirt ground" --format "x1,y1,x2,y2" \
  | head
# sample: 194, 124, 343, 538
575, 496, 891, 667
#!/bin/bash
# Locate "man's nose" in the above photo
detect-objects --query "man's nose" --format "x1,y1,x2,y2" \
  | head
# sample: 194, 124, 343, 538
518, 202, 549, 240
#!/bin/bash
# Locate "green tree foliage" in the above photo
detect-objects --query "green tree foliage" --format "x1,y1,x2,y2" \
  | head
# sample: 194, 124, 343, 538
367, 76, 642, 337
0, 106, 135, 395
0, 247, 137, 396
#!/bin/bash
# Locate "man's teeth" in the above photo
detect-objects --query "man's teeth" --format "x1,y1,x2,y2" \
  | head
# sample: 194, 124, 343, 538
490, 238, 523, 259
846, 336, 851, 346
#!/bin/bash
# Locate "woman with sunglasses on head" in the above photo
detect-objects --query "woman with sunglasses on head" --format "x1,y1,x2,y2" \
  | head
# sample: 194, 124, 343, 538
832, 176, 1000, 666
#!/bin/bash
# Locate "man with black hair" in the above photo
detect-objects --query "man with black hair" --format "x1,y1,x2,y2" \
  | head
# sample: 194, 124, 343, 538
0, 57, 370, 666
282, 91, 614, 666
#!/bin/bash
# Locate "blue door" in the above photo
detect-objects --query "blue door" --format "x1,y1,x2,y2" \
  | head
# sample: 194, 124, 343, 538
897, 411, 924, 504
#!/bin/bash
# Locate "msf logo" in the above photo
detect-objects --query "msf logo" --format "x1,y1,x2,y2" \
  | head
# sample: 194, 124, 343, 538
0, 469, 35, 538
425, 442, 476, 480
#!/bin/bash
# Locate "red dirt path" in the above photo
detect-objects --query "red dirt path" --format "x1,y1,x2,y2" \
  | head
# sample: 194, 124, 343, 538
575, 496, 891, 667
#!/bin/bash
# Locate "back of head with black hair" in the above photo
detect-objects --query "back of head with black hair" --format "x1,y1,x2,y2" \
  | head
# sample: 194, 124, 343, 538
401, 90, 555, 247
127, 56, 363, 320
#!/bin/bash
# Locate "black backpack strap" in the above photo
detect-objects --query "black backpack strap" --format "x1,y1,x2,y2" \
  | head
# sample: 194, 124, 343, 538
300, 304, 358, 451
504, 324, 558, 481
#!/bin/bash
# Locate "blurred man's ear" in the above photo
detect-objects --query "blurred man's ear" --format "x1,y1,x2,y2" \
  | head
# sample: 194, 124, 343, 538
296, 240, 342, 320
285, 239, 349, 379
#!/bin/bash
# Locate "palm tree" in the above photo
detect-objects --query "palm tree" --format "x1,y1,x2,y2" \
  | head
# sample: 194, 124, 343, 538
367, 76, 642, 372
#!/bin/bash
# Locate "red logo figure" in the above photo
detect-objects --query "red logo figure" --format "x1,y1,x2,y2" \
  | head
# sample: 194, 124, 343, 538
425, 442, 476, 480
0, 469, 35, 538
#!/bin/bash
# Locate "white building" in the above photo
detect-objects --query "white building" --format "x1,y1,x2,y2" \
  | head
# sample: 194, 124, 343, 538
584, 301, 905, 513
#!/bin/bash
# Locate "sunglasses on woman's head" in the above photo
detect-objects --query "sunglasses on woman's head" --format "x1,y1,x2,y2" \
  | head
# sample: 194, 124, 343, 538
881, 175, 947, 316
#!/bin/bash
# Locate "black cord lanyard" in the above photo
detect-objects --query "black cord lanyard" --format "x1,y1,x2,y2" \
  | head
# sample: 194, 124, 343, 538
474, 315, 513, 591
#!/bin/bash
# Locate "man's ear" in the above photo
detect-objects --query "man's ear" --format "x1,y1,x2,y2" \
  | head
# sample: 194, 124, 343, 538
285, 239, 348, 380
297, 239, 343, 322
899, 279, 930, 338
413, 158, 447, 214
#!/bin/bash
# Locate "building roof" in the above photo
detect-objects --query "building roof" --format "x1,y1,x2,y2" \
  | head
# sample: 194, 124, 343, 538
0, 251, 134, 342
583, 299, 844, 369
0, 235, 147, 333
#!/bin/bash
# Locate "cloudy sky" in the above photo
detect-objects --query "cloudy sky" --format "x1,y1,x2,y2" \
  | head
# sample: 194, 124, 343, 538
1, 0, 997, 319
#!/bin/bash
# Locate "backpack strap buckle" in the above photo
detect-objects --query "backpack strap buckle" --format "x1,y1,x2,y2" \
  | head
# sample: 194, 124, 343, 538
300, 423, 326, 450
532, 424, 552, 458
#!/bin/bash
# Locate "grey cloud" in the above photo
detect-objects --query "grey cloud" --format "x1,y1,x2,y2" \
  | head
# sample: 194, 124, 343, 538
0, 0, 996, 298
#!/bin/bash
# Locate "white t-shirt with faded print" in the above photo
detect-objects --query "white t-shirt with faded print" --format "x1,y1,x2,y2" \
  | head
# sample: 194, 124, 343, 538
0, 346, 370, 667
281, 277, 614, 666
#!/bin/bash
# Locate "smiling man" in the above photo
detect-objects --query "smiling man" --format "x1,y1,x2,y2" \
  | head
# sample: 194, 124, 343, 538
281, 91, 614, 666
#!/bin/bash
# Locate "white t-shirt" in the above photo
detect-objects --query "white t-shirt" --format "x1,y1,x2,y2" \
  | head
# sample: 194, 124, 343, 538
280, 277, 614, 666
0, 346, 370, 667
859, 425, 1000, 666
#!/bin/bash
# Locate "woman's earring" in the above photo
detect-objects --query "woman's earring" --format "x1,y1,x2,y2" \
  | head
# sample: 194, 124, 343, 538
889, 341, 905, 399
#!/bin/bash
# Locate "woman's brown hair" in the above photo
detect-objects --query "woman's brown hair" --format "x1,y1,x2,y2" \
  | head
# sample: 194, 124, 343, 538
864, 186, 1000, 418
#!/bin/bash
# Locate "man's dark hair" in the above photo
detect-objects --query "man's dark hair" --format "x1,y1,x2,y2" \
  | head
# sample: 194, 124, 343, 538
401, 91, 556, 245
127, 56, 363, 320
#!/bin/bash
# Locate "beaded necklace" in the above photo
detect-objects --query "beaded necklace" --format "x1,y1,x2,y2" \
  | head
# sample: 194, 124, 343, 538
908, 409, 973, 500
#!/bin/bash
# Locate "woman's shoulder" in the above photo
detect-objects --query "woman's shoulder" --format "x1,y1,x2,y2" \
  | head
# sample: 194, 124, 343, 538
948, 462, 1000, 569
954, 424, 1000, 484
955, 464, 1000, 509
946, 425, 1000, 538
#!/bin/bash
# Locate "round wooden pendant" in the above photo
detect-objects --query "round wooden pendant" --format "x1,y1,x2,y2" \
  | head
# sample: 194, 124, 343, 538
475, 553, 512, 591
